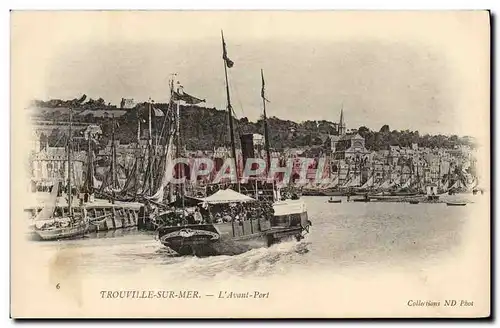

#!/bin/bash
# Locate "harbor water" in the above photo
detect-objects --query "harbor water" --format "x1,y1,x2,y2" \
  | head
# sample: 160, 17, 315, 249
27, 194, 483, 281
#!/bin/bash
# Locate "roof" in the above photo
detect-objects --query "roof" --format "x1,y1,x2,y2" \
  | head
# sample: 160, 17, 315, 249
339, 133, 364, 141
201, 189, 255, 204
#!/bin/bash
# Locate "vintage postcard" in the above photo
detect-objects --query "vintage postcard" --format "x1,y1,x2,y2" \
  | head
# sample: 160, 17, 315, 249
10, 11, 490, 318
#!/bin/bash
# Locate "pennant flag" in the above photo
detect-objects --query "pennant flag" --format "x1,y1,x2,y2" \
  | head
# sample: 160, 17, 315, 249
172, 86, 206, 105
221, 31, 234, 68
152, 107, 164, 117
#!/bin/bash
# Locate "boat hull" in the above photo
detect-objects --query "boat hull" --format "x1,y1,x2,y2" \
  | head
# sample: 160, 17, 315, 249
446, 203, 467, 206
35, 223, 88, 240
158, 221, 308, 256
351, 198, 370, 202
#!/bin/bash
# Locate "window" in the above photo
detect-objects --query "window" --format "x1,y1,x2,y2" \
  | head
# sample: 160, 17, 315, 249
47, 163, 54, 178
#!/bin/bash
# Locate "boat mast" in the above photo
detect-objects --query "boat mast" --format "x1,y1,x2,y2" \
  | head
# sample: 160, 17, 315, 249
67, 107, 73, 217
448, 160, 452, 188
438, 155, 442, 190
135, 106, 141, 196
111, 114, 117, 189
170, 80, 187, 217
168, 76, 176, 203
416, 158, 421, 190
221, 30, 240, 192
87, 130, 94, 195
260, 68, 275, 200
176, 83, 186, 218
137, 106, 141, 147
371, 162, 375, 189
148, 99, 153, 195
261, 69, 273, 200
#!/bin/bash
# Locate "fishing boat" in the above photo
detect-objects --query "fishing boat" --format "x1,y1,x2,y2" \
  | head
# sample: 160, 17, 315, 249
28, 196, 143, 238
35, 213, 89, 240
408, 200, 420, 204
157, 33, 311, 256
327, 198, 342, 203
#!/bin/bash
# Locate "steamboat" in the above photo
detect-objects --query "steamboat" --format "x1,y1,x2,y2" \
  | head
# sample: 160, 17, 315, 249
154, 32, 312, 255
157, 190, 310, 256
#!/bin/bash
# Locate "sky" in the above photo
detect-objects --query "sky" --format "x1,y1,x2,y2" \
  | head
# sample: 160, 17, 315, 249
12, 11, 490, 137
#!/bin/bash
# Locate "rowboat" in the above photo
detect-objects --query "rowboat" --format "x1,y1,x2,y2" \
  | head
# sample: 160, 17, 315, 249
446, 202, 467, 206
351, 198, 370, 202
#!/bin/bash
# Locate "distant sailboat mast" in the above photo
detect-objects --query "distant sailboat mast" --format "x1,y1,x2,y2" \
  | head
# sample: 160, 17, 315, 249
148, 99, 154, 196
438, 155, 442, 190
135, 104, 141, 197
67, 107, 73, 217
111, 114, 118, 190
86, 127, 95, 195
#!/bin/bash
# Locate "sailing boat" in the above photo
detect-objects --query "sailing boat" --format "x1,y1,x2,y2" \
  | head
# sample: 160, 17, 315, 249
157, 32, 311, 256
34, 108, 90, 240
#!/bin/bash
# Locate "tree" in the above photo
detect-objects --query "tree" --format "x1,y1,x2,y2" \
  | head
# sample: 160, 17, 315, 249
323, 136, 332, 150
30, 96, 477, 151
358, 126, 370, 138
379, 124, 390, 134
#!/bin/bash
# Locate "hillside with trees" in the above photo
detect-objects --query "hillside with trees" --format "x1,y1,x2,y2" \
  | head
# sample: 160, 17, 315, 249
29, 96, 476, 152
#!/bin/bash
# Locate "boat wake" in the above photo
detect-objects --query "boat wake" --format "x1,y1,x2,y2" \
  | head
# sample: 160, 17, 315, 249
155, 240, 312, 280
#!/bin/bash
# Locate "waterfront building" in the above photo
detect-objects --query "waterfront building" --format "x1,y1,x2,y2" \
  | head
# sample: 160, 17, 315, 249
333, 133, 370, 160
29, 146, 86, 191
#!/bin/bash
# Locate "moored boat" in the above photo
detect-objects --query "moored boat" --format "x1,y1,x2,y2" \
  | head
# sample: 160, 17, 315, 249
32, 183, 91, 241
35, 215, 89, 240
446, 202, 467, 206
351, 198, 370, 202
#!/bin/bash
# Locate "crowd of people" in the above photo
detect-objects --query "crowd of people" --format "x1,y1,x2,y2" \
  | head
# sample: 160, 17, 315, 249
151, 200, 275, 227
209, 201, 274, 224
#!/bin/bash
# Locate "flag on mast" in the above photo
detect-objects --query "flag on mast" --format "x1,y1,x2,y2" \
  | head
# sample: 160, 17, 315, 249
172, 84, 206, 105
261, 69, 270, 103
221, 31, 234, 68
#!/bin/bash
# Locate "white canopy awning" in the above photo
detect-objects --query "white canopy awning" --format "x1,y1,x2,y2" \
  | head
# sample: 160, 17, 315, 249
273, 199, 307, 216
201, 189, 255, 204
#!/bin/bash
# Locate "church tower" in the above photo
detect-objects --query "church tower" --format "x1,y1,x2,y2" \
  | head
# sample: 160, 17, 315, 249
338, 107, 346, 136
